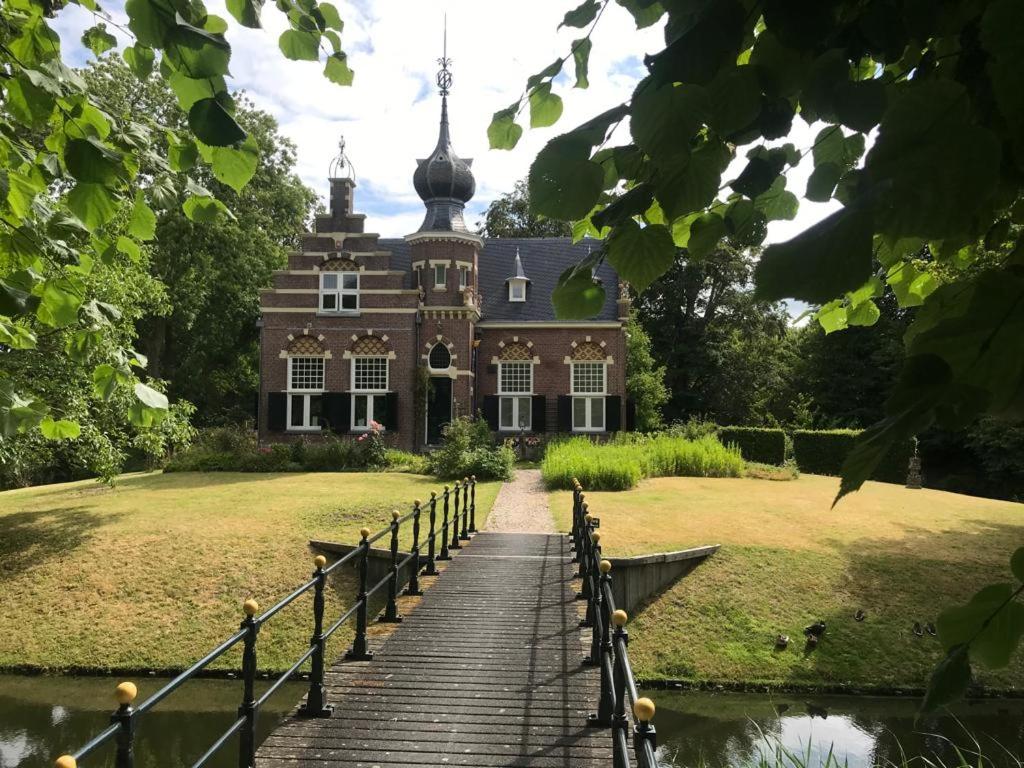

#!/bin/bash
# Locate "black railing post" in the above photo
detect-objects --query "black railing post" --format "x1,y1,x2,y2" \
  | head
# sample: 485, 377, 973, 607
611, 609, 630, 768
238, 599, 260, 768
424, 492, 439, 574
468, 475, 477, 533
345, 528, 374, 661
570, 481, 581, 560
380, 511, 403, 623
300, 555, 332, 717
583, 533, 602, 664
590, 560, 615, 727
460, 478, 471, 540
438, 487, 452, 561
111, 682, 137, 768
450, 480, 462, 550
576, 500, 589, 579
405, 500, 423, 596
633, 698, 658, 767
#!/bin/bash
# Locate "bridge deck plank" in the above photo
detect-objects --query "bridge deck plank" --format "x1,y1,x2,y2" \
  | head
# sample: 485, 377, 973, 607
259, 532, 612, 767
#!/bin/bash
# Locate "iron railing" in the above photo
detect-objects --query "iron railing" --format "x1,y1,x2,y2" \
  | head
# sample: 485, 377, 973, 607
54, 477, 478, 768
570, 480, 660, 768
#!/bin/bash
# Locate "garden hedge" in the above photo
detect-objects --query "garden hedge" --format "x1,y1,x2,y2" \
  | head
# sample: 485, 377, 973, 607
717, 427, 786, 465
792, 429, 913, 483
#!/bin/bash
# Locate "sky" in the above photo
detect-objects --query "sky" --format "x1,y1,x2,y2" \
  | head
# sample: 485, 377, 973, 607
52, 0, 839, 313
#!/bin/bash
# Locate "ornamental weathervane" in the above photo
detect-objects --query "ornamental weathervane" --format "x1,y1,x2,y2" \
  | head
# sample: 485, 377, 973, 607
328, 133, 355, 181
437, 15, 452, 97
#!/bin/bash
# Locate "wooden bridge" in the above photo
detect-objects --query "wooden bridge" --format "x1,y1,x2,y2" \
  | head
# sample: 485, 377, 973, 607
56, 480, 659, 768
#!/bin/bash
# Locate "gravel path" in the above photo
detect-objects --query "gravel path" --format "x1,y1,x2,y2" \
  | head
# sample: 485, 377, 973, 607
483, 469, 555, 533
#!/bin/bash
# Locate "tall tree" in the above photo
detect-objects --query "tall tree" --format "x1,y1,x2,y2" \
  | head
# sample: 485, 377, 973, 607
624, 312, 668, 431
478, 180, 571, 238
83, 58, 318, 424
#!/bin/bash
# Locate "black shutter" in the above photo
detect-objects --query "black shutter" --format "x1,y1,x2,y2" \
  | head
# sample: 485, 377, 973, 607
606, 396, 622, 432
267, 392, 287, 432
626, 398, 637, 432
323, 393, 350, 434
531, 395, 546, 433
557, 395, 572, 433
383, 392, 399, 431
482, 395, 499, 430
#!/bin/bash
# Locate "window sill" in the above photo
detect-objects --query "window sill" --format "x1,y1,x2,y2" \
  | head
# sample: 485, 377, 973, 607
571, 429, 607, 434
286, 427, 323, 433
498, 427, 534, 432
318, 310, 360, 317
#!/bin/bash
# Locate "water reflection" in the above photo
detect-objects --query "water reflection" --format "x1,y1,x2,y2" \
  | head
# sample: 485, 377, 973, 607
653, 692, 1024, 767
0, 675, 302, 768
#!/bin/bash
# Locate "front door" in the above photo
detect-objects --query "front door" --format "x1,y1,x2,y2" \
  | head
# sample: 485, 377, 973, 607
426, 376, 452, 445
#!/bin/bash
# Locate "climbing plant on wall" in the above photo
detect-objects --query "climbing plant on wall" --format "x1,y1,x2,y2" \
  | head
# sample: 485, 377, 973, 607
488, 0, 1024, 712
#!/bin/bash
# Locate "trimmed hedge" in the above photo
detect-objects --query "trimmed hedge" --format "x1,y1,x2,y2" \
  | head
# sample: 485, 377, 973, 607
717, 427, 786, 465
792, 429, 912, 483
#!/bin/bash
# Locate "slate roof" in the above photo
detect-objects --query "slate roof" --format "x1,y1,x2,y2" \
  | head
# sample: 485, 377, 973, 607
378, 237, 620, 323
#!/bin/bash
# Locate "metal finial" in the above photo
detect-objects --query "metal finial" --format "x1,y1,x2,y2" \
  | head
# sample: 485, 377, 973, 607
436, 15, 452, 96
328, 133, 355, 180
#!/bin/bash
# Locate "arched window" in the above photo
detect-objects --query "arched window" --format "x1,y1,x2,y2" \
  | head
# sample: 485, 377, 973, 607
497, 342, 535, 431
350, 336, 390, 430
570, 342, 607, 432
286, 337, 325, 431
428, 343, 452, 370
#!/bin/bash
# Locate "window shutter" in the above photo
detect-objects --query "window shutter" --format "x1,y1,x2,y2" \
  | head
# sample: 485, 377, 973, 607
267, 392, 287, 432
557, 395, 572, 433
383, 392, 399, 431
482, 395, 499, 430
626, 398, 637, 432
531, 395, 546, 433
606, 396, 622, 432
324, 393, 350, 434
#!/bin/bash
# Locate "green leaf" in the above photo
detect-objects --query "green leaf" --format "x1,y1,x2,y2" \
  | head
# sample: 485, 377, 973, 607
528, 136, 604, 221
630, 80, 709, 160
806, 162, 842, 202
752, 176, 799, 222
654, 141, 728, 221
687, 212, 726, 258
617, 0, 663, 28
488, 108, 523, 151
168, 72, 220, 112
887, 262, 938, 308
834, 78, 887, 133
64, 137, 125, 184
125, 0, 174, 48
572, 38, 592, 89
81, 24, 117, 57
127, 193, 156, 241
168, 135, 198, 171
318, 2, 343, 30
817, 300, 849, 334
37, 277, 83, 327
93, 363, 130, 400
135, 381, 169, 410
209, 134, 259, 192
324, 52, 354, 86
188, 97, 246, 147
707, 65, 762, 136
749, 30, 807, 98
724, 198, 765, 246
847, 298, 880, 326
165, 23, 231, 78
0, 318, 38, 349
123, 44, 155, 79
552, 261, 607, 319
40, 415, 81, 440
647, 0, 745, 85
561, 0, 600, 28
755, 205, 874, 303
5, 76, 56, 127
921, 645, 971, 713
731, 155, 783, 199
7, 167, 45, 220
591, 184, 655, 231
606, 220, 675, 292
529, 84, 564, 129
279, 29, 320, 61
866, 80, 1002, 239
183, 194, 232, 223
226, 0, 263, 28
0, 381, 48, 438
980, 0, 1024, 156
937, 584, 1024, 668
116, 236, 141, 262
67, 183, 118, 232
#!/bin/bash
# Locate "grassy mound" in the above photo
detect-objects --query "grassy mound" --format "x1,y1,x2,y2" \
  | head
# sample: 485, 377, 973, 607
541, 434, 744, 490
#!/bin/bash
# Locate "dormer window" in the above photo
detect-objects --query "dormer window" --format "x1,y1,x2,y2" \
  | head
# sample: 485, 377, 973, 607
508, 280, 526, 302
320, 272, 358, 313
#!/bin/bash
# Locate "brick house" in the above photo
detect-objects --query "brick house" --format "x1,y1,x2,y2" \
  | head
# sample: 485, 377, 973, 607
257, 85, 632, 451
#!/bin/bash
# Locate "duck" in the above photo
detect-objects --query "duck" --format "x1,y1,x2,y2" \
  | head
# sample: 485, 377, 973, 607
805, 634, 820, 649
804, 621, 826, 638
854, 609, 866, 622
926, 622, 937, 637
775, 634, 790, 649
913, 621, 924, 637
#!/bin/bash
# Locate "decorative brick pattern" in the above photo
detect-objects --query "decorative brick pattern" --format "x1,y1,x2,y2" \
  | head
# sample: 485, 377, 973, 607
571, 341, 606, 361
498, 343, 533, 362
321, 257, 359, 271
351, 335, 389, 355
288, 336, 325, 355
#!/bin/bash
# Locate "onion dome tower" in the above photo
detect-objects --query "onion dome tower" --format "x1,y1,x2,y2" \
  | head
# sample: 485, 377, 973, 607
413, 31, 476, 233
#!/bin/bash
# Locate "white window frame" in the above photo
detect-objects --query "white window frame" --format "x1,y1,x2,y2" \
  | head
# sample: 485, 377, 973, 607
508, 279, 526, 302
286, 356, 325, 432
350, 356, 389, 431
571, 361, 607, 433
498, 361, 533, 432
319, 271, 359, 313
458, 265, 469, 290
433, 263, 447, 289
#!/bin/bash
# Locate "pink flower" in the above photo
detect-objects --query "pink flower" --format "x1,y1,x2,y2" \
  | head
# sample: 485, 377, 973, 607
357, 434, 366, 442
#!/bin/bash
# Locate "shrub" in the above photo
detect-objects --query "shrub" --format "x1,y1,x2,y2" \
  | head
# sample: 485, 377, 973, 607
792, 429, 912, 483
541, 434, 743, 491
665, 418, 719, 441
717, 426, 786, 464
428, 416, 514, 481
745, 460, 800, 481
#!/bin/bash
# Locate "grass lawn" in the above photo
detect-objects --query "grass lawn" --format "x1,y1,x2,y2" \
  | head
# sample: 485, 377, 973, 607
550, 474, 1024, 693
0, 471, 499, 673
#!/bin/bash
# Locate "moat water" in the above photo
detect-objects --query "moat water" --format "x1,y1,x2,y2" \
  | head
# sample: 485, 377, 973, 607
1, 676, 1022, 768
